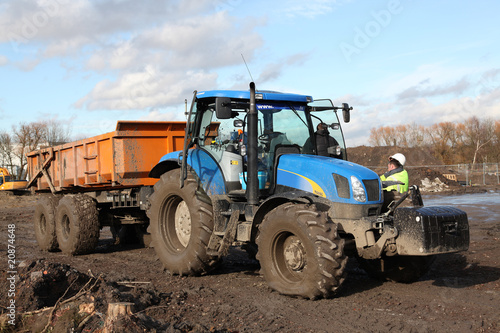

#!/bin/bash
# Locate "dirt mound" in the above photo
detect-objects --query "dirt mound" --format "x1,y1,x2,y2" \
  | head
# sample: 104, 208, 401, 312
348, 145, 444, 168
5, 259, 229, 332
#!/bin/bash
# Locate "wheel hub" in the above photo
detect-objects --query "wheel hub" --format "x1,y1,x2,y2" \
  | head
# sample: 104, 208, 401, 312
283, 236, 306, 271
40, 215, 47, 233
174, 200, 191, 248
62, 215, 70, 237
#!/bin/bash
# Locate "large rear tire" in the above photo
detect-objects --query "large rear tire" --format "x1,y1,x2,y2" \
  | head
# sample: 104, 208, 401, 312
357, 255, 436, 282
147, 169, 219, 276
256, 203, 347, 299
55, 194, 100, 255
33, 195, 60, 251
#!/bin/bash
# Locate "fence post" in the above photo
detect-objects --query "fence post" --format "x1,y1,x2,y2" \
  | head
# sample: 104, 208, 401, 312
483, 163, 486, 185
497, 163, 500, 184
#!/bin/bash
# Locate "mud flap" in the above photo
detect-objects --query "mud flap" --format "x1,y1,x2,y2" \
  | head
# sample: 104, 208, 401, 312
393, 206, 469, 255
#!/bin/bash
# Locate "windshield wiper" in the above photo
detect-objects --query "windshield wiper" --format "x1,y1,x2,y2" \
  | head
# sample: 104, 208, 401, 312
288, 103, 308, 128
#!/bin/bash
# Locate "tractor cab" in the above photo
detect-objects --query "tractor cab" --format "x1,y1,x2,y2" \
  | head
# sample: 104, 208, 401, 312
184, 89, 351, 195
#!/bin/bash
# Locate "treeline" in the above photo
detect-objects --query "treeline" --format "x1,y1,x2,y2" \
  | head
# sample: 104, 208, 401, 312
0, 120, 71, 179
369, 116, 500, 165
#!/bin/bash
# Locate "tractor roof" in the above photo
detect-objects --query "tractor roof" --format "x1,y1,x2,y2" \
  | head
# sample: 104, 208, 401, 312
196, 89, 312, 103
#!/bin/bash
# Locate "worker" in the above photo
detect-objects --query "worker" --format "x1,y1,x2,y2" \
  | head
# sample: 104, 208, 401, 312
380, 153, 409, 193
380, 153, 409, 212
302, 123, 340, 157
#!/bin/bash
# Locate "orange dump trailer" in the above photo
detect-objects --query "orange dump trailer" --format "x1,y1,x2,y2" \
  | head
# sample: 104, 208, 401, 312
27, 121, 186, 192
27, 121, 186, 255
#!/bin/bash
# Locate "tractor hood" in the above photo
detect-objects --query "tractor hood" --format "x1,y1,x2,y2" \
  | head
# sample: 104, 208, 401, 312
276, 154, 383, 205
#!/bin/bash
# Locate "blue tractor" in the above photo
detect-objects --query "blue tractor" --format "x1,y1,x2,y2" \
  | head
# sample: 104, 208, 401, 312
147, 82, 469, 299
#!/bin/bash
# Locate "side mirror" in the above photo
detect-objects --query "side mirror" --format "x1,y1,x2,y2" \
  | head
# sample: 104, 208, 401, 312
216, 97, 232, 119
342, 103, 351, 123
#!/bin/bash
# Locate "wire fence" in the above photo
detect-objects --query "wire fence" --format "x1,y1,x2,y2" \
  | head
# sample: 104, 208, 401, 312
441, 163, 500, 186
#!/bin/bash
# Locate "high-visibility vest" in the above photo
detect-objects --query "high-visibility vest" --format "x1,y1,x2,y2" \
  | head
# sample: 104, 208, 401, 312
380, 169, 409, 193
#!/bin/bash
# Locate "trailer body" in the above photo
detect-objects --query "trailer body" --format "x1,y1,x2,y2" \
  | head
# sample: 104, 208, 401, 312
27, 121, 186, 192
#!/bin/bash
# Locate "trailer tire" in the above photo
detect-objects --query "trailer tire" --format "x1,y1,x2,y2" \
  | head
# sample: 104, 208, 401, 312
55, 194, 100, 255
33, 195, 60, 251
147, 169, 218, 276
256, 202, 347, 299
357, 255, 436, 283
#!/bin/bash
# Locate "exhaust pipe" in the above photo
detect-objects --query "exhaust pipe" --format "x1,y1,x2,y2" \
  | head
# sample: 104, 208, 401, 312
246, 82, 259, 205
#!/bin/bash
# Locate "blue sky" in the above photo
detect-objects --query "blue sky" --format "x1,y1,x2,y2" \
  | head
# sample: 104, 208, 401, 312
0, 0, 499, 146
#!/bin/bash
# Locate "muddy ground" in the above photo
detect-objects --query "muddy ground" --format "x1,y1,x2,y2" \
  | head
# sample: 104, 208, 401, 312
1, 143, 500, 333
0, 185, 499, 332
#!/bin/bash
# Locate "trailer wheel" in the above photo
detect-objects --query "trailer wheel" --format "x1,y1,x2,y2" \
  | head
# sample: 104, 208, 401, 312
55, 194, 100, 255
33, 195, 60, 251
147, 169, 218, 276
256, 203, 347, 299
357, 255, 436, 282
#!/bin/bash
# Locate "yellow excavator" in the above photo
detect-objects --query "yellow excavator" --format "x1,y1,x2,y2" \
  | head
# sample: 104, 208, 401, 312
0, 167, 28, 194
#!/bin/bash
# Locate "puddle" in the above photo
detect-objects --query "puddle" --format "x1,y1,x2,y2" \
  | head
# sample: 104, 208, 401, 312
423, 191, 500, 224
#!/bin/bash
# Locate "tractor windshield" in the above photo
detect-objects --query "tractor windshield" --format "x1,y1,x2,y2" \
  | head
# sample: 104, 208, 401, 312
194, 96, 346, 190
307, 99, 347, 159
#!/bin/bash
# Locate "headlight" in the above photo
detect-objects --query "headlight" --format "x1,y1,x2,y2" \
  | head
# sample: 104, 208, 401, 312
351, 176, 366, 202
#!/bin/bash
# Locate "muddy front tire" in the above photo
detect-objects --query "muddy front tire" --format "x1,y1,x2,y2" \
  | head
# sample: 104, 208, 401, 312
256, 203, 347, 299
33, 195, 60, 251
55, 194, 100, 255
147, 169, 218, 276
357, 255, 436, 282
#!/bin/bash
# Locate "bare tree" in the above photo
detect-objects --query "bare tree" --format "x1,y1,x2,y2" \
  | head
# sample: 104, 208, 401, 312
368, 127, 383, 146
491, 120, 500, 162
427, 122, 457, 164
406, 123, 427, 148
369, 118, 499, 164
461, 116, 495, 166
42, 119, 71, 146
369, 126, 399, 146
0, 132, 16, 176
12, 122, 47, 179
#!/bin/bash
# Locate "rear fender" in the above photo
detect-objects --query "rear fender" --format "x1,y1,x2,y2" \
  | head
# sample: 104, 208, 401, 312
149, 149, 226, 196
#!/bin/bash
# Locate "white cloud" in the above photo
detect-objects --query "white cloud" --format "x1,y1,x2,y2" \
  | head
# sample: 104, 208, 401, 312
0, 0, 223, 56
75, 68, 218, 110
0, 55, 8, 66
257, 53, 309, 83
375, 62, 478, 101
74, 9, 264, 110
135, 12, 264, 70
344, 82, 500, 147
284, 0, 348, 19
0, 0, 266, 111
397, 77, 471, 102
139, 109, 187, 122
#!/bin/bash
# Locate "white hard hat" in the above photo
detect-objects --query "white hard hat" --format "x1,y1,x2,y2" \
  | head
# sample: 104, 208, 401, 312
389, 153, 406, 166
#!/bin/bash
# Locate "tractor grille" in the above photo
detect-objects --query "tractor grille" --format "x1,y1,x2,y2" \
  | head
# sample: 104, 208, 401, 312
363, 179, 380, 202
332, 174, 350, 199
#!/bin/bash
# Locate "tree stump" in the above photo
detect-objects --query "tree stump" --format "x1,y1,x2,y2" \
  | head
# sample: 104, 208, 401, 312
103, 302, 135, 333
